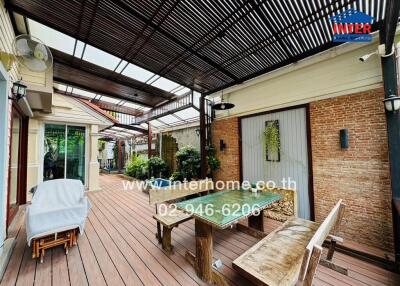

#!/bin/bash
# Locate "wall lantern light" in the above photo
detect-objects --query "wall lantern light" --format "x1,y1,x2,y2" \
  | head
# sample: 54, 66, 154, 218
220, 139, 226, 151
12, 80, 27, 99
383, 93, 400, 112
10, 80, 33, 118
195, 128, 200, 137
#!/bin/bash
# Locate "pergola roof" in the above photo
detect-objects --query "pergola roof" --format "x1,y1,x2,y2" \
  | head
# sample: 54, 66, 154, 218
51, 49, 175, 107
6, 0, 389, 96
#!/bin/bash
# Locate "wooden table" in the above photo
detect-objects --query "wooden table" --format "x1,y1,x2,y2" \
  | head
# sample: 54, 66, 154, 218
176, 189, 281, 285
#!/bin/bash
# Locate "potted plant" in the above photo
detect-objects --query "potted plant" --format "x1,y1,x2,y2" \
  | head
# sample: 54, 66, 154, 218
263, 120, 280, 162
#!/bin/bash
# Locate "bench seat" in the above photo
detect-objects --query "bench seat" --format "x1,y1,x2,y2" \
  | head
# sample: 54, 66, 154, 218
153, 209, 192, 228
233, 218, 319, 286
149, 179, 213, 252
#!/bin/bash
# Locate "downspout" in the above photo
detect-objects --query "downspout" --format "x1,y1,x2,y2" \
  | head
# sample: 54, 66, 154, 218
380, 31, 400, 269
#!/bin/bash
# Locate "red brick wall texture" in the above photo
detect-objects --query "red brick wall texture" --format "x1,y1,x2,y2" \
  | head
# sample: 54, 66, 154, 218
211, 117, 241, 185
211, 88, 393, 251
310, 88, 392, 251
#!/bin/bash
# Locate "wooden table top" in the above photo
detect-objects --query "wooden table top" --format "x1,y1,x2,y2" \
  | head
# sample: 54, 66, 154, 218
176, 189, 281, 229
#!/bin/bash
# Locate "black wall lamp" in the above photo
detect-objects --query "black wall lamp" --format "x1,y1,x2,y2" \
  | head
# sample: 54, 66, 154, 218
11, 80, 27, 99
383, 92, 400, 112
10, 80, 33, 117
340, 129, 349, 149
220, 139, 226, 151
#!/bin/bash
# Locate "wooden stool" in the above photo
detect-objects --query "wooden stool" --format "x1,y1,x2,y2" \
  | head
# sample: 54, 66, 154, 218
32, 228, 78, 263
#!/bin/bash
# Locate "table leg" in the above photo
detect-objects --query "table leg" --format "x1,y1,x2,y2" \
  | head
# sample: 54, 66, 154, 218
185, 219, 228, 286
248, 209, 264, 231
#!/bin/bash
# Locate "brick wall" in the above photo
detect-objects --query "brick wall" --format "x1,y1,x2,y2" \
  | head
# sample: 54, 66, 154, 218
310, 88, 393, 251
211, 117, 241, 185
211, 88, 393, 251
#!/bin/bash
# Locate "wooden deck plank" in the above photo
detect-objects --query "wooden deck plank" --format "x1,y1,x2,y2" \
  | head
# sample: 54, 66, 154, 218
1, 223, 28, 286
52, 247, 70, 286
90, 192, 197, 286
95, 187, 270, 286
88, 205, 163, 286
84, 222, 125, 286
2, 174, 400, 286
34, 249, 52, 286
87, 215, 144, 286
76, 231, 107, 286
15, 239, 36, 286
66, 243, 88, 286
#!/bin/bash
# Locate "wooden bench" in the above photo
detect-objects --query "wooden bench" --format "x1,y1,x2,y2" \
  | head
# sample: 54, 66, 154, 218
149, 179, 213, 252
233, 200, 345, 286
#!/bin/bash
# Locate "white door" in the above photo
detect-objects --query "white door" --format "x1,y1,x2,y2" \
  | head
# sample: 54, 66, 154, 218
241, 107, 311, 219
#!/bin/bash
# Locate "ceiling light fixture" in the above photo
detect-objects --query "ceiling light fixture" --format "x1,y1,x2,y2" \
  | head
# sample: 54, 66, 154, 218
212, 89, 235, 110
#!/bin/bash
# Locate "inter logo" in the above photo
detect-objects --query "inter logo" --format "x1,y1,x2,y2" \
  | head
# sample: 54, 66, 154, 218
330, 9, 374, 42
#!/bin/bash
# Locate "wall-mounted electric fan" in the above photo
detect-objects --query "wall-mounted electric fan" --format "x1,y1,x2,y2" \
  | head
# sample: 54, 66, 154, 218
0, 34, 53, 72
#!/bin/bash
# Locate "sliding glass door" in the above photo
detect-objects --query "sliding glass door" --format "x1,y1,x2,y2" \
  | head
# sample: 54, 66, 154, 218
43, 124, 86, 184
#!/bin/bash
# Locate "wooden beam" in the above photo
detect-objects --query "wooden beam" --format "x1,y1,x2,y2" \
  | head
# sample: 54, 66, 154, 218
199, 95, 207, 178
113, 123, 147, 134
148, 122, 152, 158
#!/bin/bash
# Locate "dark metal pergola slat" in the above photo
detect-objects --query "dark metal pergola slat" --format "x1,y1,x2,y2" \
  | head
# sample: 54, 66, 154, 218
51, 49, 175, 107
6, 0, 390, 96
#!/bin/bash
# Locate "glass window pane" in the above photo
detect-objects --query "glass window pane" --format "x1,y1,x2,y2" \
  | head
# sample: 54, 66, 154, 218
99, 96, 122, 104
174, 107, 199, 120
74, 40, 85, 58
82, 45, 120, 70
174, 87, 191, 96
73, 88, 97, 99
151, 77, 180, 92
44, 124, 66, 181
157, 114, 180, 124
121, 64, 154, 82
66, 126, 86, 183
28, 19, 75, 55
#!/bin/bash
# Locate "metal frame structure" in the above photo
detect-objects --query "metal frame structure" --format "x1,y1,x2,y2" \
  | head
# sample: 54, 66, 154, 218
5, 0, 391, 97
4, 0, 400, 269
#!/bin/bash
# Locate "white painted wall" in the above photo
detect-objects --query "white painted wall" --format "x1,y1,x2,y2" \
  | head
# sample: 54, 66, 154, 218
0, 0, 18, 255
210, 39, 383, 118
0, 63, 9, 256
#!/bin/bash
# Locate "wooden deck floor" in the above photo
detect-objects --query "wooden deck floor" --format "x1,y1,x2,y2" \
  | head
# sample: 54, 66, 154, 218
1, 174, 400, 286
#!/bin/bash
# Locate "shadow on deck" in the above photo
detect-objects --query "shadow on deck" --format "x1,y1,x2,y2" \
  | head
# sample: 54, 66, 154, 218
1, 174, 399, 286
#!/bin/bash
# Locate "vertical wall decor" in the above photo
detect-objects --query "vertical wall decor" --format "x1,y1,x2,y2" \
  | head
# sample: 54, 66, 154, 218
264, 120, 280, 162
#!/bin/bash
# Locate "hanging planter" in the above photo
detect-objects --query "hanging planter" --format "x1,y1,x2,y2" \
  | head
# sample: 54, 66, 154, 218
263, 120, 280, 162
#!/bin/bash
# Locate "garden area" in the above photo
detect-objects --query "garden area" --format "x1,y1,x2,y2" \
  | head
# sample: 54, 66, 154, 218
125, 145, 220, 182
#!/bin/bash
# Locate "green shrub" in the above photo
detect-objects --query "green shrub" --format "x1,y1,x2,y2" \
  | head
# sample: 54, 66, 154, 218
175, 146, 201, 181
148, 156, 168, 178
125, 155, 148, 180
170, 171, 184, 182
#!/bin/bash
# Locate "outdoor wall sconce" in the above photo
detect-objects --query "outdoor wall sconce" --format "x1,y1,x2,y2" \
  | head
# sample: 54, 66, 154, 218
10, 80, 33, 118
195, 128, 200, 137
340, 129, 349, 149
11, 80, 27, 99
383, 93, 400, 112
220, 139, 226, 151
